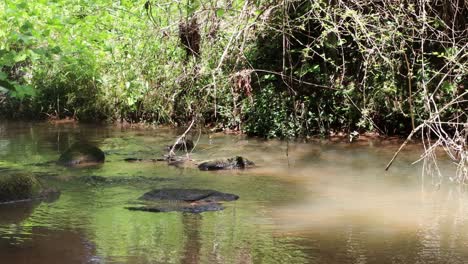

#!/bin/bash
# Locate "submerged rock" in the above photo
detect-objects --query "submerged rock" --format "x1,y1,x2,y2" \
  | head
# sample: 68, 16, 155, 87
127, 203, 225, 214
0, 173, 42, 203
57, 143, 105, 167
38, 188, 61, 203
124, 156, 191, 168
139, 188, 239, 202
0, 173, 60, 203
198, 156, 254, 171
123, 158, 161, 163
128, 188, 239, 213
124, 155, 255, 171
123, 158, 145, 162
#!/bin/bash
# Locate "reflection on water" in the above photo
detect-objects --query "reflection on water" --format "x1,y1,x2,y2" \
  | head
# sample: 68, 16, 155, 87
0, 227, 98, 264
0, 121, 465, 263
0, 201, 39, 225
181, 214, 201, 264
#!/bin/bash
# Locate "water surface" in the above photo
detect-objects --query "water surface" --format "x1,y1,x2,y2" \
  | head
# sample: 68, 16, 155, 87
0, 121, 464, 264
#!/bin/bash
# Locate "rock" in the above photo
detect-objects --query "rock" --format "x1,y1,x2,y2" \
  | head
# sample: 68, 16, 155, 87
38, 188, 61, 203
123, 158, 144, 162
57, 142, 105, 167
124, 155, 255, 171
166, 139, 194, 152
0, 173, 60, 203
0, 173, 42, 203
139, 188, 239, 202
127, 188, 239, 213
198, 156, 254, 171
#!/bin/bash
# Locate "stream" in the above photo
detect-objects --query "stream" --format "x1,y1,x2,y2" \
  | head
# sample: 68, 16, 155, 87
0, 121, 465, 264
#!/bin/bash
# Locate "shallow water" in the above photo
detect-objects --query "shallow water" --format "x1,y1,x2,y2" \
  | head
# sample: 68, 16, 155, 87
0, 121, 464, 264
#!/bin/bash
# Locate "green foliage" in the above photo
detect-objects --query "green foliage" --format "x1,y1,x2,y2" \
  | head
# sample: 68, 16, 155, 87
244, 84, 295, 138
0, 1, 39, 98
0, 0, 465, 137
0, 0, 240, 123
245, 0, 467, 137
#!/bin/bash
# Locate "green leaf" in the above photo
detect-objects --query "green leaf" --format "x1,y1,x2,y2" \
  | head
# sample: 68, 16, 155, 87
0, 52, 16, 67
263, 74, 276, 81
50, 46, 62, 54
14, 53, 28, 63
16, 2, 28, 9
20, 21, 34, 33
441, 82, 455, 93
216, 9, 225, 17
0, 72, 7, 80
11, 84, 35, 98
17, 33, 34, 45
0, 80, 15, 91
337, 39, 347, 46
187, 1, 200, 15
32, 48, 47, 56
127, 97, 135, 106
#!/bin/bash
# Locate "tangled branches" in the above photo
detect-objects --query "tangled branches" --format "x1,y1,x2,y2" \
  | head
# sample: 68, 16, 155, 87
386, 90, 467, 183
374, 0, 467, 183
242, 0, 466, 180
179, 16, 201, 59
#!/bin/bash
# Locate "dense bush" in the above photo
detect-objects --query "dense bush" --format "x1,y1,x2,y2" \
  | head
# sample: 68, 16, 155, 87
0, 0, 466, 138
0, 0, 241, 123
244, 0, 466, 137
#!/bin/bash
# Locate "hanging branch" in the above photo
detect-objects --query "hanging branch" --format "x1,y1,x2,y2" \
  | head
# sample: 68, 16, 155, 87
385, 91, 468, 172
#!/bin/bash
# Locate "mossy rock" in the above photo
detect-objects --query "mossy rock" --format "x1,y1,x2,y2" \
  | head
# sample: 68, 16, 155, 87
57, 142, 105, 167
0, 173, 42, 203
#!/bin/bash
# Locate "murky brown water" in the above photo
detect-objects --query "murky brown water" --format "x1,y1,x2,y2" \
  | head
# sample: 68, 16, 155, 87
0, 121, 465, 263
